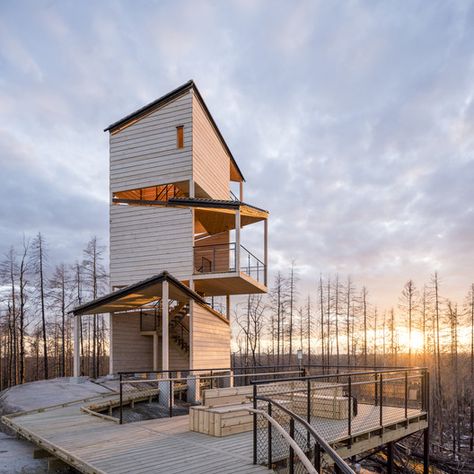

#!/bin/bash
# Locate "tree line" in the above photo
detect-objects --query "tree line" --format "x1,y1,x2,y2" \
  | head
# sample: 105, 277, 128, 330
0, 233, 109, 389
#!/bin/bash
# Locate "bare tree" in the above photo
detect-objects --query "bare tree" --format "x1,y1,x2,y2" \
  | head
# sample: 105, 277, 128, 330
31, 233, 48, 379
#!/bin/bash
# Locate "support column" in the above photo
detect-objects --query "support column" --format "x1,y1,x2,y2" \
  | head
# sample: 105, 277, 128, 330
239, 181, 244, 201
108, 313, 114, 375
153, 333, 159, 371
73, 314, 81, 377
235, 210, 241, 272
162, 280, 169, 371
264, 218, 268, 286
387, 441, 394, 473
423, 428, 430, 474
226, 294, 231, 320
189, 179, 195, 198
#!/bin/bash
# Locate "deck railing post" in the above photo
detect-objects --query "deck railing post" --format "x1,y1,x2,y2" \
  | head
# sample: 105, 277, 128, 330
289, 417, 295, 474
267, 402, 272, 469
314, 443, 321, 472
169, 379, 173, 418
253, 384, 257, 464
374, 372, 378, 406
405, 370, 409, 427
379, 373, 383, 427
307, 378, 311, 449
348, 376, 352, 443
119, 373, 123, 425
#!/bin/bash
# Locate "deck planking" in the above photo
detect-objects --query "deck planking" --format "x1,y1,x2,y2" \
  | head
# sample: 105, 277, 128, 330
3, 394, 427, 474
3, 397, 267, 474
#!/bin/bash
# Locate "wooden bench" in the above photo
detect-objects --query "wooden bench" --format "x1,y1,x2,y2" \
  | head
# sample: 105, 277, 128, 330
190, 386, 254, 437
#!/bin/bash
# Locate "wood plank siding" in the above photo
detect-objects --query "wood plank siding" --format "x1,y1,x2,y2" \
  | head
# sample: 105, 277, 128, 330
109, 91, 193, 193
110, 205, 193, 287
111, 312, 189, 372
191, 302, 231, 369
111, 312, 153, 372
192, 91, 231, 200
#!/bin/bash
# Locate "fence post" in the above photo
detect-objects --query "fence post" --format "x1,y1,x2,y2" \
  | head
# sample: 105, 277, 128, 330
374, 372, 378, 406
253, 384, 257, 464
119, 373, 123, 425
348, 376, 352, 444
307, 378, 311, 449
169, 379, 173, 418
289, 418, 295, 474
379, 373, 383, 427
314, 443, 321, 472
267, 403, 272, 469
405, 370, 408, 427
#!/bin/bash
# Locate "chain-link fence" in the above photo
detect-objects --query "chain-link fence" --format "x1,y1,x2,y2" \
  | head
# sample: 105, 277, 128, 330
253, 368, 428, 472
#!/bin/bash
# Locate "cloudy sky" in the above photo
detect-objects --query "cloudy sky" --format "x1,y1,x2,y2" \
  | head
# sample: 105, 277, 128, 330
1, 0, 473, 307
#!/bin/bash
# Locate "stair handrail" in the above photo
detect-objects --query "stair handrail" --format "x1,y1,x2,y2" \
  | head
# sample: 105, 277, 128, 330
247, 406, 317, 474
254, 396, 355, 474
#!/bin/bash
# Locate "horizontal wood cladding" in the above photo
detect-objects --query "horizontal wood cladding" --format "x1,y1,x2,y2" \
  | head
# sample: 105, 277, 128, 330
110, 205, 193, 287
112, 312, 153, 372
111, 312, 189, 372
192, 92, 230, 200
110, 91, 193, 193
191, 302, 231, 370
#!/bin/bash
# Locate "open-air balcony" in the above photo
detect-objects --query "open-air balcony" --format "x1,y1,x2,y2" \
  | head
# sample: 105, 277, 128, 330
193, 242, 267, 296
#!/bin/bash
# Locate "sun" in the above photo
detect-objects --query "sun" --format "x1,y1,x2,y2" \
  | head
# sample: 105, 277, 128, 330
397, 328, 425, 352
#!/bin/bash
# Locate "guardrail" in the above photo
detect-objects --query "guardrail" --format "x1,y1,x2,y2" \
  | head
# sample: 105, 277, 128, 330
118, 365, 306, 424
252, 367, 429, 471
251, 398, 355, 473
193, 242, 266, 284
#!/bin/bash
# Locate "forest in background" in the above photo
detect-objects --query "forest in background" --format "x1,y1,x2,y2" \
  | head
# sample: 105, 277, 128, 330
1, 234, 473, 467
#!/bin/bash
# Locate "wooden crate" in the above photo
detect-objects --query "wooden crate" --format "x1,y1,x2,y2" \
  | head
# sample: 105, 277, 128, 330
202, 386, 253, 407
190, 404, 253, 437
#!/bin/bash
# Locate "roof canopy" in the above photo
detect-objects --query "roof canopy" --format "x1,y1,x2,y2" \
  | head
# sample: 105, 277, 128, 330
70, 272, 206, 316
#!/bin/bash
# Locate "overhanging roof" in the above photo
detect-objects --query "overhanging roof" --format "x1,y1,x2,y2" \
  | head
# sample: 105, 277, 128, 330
104, 80, 245, 182
70, 271, 206, 316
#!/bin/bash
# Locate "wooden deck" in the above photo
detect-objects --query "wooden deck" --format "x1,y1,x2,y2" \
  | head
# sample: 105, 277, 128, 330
2, 393, 428, 473
2, 395, 266, 474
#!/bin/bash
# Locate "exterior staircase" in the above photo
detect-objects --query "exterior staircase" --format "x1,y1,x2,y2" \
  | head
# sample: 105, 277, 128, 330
139, 302, 190, 354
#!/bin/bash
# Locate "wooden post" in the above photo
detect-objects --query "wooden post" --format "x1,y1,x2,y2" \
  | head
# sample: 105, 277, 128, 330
162, 280, 169, 371
239, 181, 243, 201
226, 295, 230, 320
189, 178, 195, 198
108, 313, 114, 375
153, 333, 159, 371
73, 314, 81, 377
387, 441, 394, 473
235, 210, 241, 273
423, 428, 430, 474
264, 218, 268, 286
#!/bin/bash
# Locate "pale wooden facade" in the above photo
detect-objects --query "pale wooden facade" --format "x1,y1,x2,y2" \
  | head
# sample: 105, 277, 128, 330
73, 80, 268, 376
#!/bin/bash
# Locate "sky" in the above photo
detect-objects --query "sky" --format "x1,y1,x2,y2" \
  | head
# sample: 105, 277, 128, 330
0, 0, 473, 308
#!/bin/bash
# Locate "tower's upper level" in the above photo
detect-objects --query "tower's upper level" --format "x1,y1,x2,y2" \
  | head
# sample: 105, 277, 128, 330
105, 80, 244, 201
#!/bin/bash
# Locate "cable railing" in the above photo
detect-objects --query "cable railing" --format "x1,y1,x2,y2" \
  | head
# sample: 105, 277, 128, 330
193, 242, 266, 284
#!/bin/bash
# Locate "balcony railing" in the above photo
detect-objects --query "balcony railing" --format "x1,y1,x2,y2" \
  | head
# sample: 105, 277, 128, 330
194, 242, 266, 284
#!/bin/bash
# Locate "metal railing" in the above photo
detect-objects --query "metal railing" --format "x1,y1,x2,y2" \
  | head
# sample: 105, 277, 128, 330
251, 397, 355, 473
117, 365, 306, 424
252, 367, 429, 470
193, 242, 266, 284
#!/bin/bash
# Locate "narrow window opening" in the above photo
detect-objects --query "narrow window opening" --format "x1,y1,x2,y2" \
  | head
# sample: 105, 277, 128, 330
176, 125, 184, 149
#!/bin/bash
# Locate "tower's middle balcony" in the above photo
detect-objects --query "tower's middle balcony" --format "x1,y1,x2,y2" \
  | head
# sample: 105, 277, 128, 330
193, 242, 267, 296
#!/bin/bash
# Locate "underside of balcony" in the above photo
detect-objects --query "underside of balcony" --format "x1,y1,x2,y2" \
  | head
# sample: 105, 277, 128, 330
192, 271, 267, 296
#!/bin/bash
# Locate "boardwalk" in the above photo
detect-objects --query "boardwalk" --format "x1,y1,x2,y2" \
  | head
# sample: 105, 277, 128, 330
3, 392, 428, 473
3, 395, 266, 474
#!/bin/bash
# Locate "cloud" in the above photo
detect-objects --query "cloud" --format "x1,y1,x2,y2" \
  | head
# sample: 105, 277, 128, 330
0, 0, 473, 307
